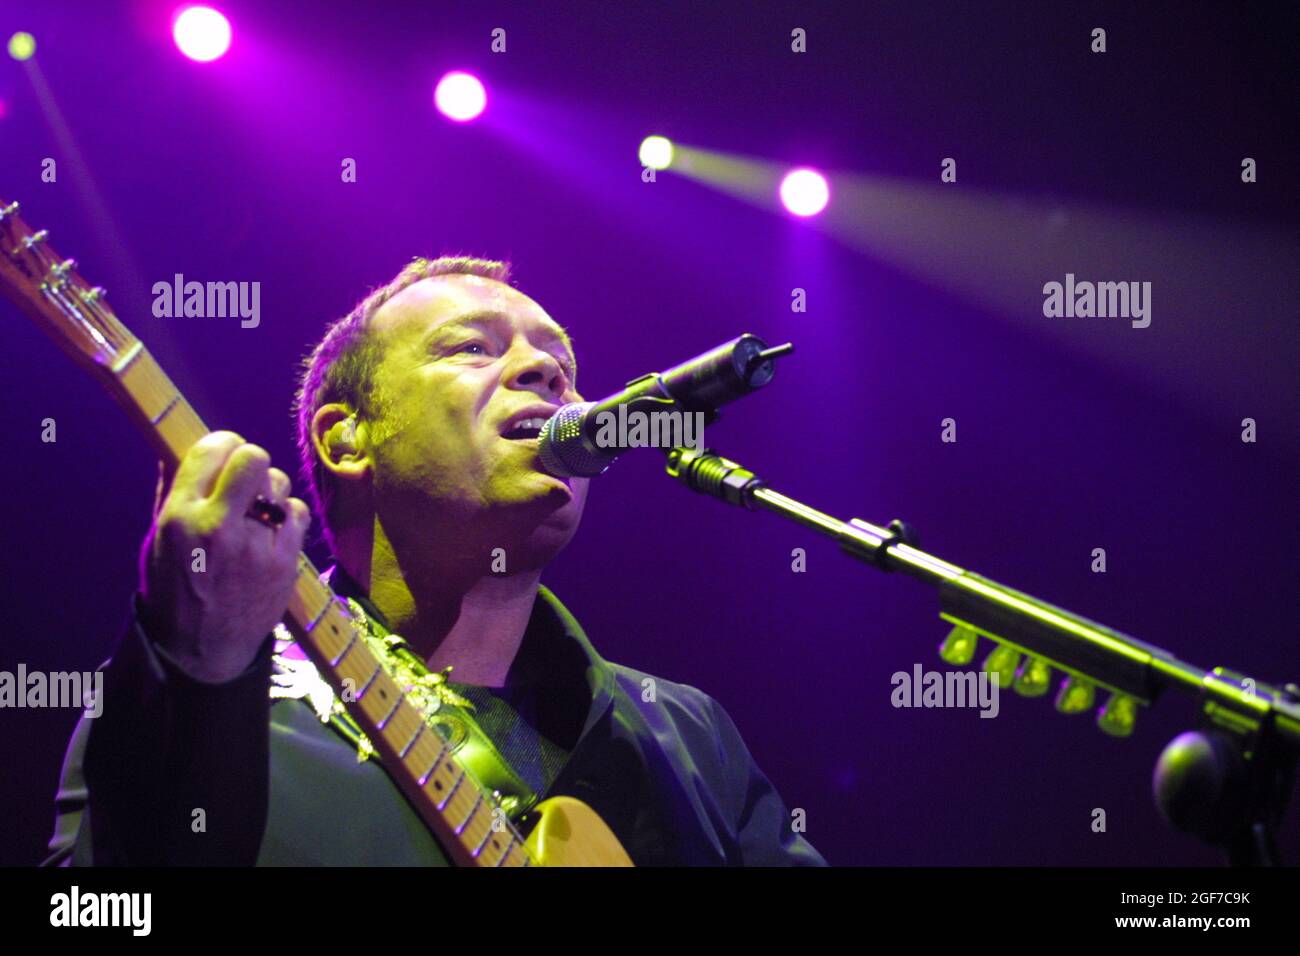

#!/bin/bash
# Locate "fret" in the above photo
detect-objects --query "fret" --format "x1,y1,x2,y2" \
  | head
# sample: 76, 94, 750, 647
304, 597, 334, 634
378, 700, 421, 745
328, 626, 359, 666
456, 805, 495, 862
149, 393, 181, 425
333, 650, 370, 687
437, 770, 466, 811
398, 720, 425, 759
490, 830, 516, 865
356, 662, 382, 700
357, 673, 401, 727
456, 792, 485, 835
418, 743, 449, 787
376, 692, 402, 730
313, 614, 354, 663
157, 402, 206, 451
473, 820, 498, 858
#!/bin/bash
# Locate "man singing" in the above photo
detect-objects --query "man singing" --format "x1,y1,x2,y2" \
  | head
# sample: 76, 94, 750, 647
44, 256, 826, 866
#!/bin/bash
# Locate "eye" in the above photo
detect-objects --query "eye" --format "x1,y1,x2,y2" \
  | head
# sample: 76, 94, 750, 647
451, 341, 489, 356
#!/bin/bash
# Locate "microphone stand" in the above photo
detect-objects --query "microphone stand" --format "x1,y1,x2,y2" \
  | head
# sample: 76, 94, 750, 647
661, 444, 1299, 865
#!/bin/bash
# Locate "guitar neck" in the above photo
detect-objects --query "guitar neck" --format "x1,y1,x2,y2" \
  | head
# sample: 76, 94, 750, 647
1, 200, 528, 867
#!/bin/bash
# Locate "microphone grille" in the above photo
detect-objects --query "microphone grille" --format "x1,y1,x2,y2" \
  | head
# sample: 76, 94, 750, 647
539, 402, 613, 478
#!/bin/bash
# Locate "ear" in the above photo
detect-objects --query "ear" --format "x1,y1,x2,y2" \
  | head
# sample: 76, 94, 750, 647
312, 403, 372, 484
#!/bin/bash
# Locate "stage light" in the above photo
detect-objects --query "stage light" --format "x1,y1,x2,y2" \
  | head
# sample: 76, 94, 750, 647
8, 31, 36, 61
434, 71, 486, 122
779, 168, 829, 217
638, 135, 674, 170
172, 6, 232, 62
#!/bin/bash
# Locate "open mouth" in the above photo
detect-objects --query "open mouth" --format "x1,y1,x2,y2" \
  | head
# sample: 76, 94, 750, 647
501, 417, 548, 441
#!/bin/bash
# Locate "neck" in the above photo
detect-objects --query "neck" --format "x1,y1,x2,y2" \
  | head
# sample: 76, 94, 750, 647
339, 515, 541, 688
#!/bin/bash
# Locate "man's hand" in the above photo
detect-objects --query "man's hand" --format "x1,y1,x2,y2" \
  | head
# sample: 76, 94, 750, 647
137, 431, 310, 683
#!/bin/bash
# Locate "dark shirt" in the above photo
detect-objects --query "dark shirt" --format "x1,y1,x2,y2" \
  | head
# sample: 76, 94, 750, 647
43, 565, 827, 867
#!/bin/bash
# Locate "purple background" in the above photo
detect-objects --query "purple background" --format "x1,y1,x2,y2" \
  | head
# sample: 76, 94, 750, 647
2, 0, 1297, 866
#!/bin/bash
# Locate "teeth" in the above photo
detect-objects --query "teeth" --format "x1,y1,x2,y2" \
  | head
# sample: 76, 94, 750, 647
504, 416, 549, 438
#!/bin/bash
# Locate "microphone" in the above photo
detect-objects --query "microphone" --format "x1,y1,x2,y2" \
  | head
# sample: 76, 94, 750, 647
538, 333, 792, 478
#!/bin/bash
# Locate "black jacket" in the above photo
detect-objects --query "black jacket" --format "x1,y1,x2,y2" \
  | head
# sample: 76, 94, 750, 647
43, 566, 827, 866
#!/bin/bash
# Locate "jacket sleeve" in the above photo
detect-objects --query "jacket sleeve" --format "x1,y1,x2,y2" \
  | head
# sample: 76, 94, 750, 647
708, 695, 828, 867
42, 591, 275, 866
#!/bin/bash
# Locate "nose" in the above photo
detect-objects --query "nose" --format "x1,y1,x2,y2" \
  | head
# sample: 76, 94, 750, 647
506, 345, 572, 400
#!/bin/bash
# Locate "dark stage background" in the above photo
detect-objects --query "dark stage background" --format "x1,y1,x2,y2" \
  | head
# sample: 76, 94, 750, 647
2, 1, 1297, 866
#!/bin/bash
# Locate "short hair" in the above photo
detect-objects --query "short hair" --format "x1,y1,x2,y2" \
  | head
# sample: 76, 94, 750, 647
293, 255, 514, 552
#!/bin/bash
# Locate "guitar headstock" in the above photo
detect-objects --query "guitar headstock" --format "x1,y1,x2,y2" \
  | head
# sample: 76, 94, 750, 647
0, 199, 138, 376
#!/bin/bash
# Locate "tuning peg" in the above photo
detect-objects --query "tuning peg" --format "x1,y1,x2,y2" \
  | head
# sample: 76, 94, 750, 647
1096, 692, 1138, 737
1012, 655, 1051, 697
21, 228, 49, 251
982, 643, 1021, 690
1054, 675, 1095, 714
938, 624, 979, 665
46, 258, 77, 292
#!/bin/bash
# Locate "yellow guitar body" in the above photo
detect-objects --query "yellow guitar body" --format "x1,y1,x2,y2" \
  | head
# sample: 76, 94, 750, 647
525, 796, 635, 866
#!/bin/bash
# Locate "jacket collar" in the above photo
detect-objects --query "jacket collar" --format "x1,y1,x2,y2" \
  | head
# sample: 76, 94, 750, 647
319, 563, 617, 738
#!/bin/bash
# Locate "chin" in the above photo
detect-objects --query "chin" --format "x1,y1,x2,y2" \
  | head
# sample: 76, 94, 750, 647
519, 464, 580, 499
532, 476, 585, 529
487, 473, 580, 520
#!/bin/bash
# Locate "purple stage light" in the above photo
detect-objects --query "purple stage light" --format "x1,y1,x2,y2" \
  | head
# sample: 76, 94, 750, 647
779, 168, 830, 217
434, 71, 486, 122
172, 6, 232, 63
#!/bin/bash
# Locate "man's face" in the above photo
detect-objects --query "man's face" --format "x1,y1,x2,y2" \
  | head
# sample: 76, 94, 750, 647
364, 274, 589, 552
